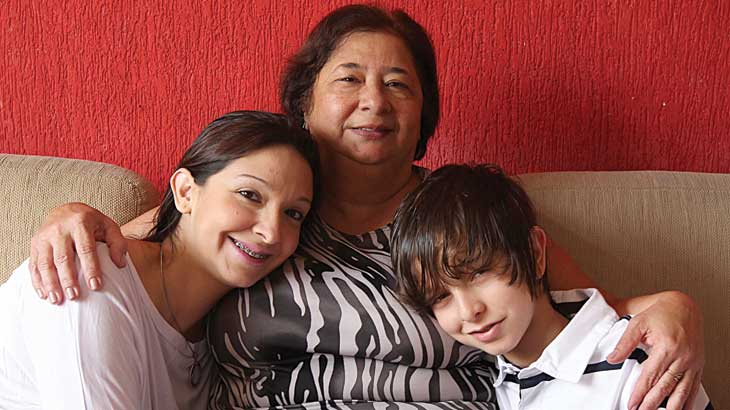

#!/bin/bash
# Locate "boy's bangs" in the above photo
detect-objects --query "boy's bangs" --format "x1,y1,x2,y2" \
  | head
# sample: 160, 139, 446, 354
415, 232, 511, 307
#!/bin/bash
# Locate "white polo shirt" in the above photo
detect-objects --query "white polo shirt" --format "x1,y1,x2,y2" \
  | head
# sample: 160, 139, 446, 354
492, 288, 712, 410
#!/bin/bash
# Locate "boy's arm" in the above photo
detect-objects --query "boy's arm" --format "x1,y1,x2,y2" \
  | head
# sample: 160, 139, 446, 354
546, 237, 704, 410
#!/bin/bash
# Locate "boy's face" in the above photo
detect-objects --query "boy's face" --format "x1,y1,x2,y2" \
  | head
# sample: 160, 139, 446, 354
431, 259, 537, 359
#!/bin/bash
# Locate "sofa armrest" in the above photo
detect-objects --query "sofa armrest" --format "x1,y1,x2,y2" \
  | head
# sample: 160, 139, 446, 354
519, 170, 730, 408
0, 154, 159, 283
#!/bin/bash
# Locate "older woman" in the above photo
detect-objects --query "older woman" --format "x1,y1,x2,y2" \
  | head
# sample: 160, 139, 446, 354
29, 5, 703, 410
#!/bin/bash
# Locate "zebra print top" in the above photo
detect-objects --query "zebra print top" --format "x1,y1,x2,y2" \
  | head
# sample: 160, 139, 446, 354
207, 213, 498, 410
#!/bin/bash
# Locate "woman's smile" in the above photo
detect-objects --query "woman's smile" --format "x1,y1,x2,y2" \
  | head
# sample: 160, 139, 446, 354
182, 145, 313, 288
228, 236, 271, 265
347, 124, 395, 140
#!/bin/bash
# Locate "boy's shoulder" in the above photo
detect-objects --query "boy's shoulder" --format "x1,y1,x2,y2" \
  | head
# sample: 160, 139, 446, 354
550, 288, 617, 322
550, 288, 646, 362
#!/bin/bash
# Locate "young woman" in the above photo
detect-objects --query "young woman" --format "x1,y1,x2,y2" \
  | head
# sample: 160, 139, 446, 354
27, 5, 704, 410
0, 111, 317, 409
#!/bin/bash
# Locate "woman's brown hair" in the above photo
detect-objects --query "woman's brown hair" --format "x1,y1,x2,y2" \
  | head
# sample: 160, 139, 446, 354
146, 110, 319, 243
280, 4, 439, 161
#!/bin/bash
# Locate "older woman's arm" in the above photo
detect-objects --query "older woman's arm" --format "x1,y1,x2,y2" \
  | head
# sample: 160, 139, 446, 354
29, 203, 157, 304
546, 237, 704, 410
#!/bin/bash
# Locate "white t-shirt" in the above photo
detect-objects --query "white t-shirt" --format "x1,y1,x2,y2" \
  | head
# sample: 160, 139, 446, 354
492, 288, 711, 410
0, 243, 215, 409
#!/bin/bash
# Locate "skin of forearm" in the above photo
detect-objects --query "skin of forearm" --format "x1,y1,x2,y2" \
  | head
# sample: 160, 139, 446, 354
544, 236, 623, 307
545, 236, 602, 290
121, 207, 159, 239
545, 236, 691, 317
611, 290, 693, 317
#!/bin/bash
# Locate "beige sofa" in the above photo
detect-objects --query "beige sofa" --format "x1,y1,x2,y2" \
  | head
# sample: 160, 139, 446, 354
1, 153, 728, 408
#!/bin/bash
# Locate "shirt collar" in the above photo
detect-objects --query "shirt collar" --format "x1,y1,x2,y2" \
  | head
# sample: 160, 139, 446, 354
493, 288, 618, 386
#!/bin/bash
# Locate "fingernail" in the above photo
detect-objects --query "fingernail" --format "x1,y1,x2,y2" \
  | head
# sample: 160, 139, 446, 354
89, 277, 102, 290
65, 287, 78, 300
49, 291, 59, 304
36, 288, 46, 299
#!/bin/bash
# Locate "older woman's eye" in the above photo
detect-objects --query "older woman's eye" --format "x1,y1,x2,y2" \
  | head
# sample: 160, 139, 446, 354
336, 76, 359, 83
385, 80, 408, 89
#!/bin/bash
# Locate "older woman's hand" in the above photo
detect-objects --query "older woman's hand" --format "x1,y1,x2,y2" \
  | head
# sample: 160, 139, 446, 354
607, 291, 704, 410
29, 202, 127, 304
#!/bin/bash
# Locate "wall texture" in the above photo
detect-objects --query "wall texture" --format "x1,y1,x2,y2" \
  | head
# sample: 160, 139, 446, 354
1, 1, 728, 192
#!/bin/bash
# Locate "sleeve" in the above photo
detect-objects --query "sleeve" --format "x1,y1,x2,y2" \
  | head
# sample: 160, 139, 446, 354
17, 258, 149, 409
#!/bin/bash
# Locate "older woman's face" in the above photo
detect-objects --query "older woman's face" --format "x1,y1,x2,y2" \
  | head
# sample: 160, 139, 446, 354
304, 31, 423, 167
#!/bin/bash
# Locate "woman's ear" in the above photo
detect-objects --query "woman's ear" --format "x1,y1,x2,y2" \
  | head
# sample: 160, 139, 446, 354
530, 226, 548, 280
170, 168, 196, 214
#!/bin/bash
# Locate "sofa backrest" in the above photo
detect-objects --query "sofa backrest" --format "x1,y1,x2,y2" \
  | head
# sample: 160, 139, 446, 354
521, 171, 729, 409
0, 154, 158, 282
1, 156, 727, 407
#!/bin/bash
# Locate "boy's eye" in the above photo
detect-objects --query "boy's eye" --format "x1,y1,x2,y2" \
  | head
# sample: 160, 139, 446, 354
238, 190, 261, 202
431, 292, 451, 306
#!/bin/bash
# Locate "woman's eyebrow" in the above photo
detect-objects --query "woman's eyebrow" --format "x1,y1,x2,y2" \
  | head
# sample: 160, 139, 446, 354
335, 62, 410, 75
235, 173, 268, 185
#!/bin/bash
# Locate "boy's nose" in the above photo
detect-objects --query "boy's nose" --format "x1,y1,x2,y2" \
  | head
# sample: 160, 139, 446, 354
455, 291, 485, 323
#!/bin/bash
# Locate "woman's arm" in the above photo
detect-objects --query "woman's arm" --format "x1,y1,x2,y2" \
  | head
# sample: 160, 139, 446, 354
546, 237, 705, 410
622, 348, 712, 410
29, 203, 158, 304
121, 206, 158, 238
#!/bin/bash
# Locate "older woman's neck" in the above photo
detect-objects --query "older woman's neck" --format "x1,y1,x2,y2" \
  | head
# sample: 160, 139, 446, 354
318, 161, 419, 234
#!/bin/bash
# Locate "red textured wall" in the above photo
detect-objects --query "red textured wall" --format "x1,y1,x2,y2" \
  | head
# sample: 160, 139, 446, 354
2, 1, 729, 192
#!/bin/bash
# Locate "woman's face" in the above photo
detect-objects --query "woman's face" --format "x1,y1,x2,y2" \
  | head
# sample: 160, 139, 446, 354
304, 31, 424, 167
180, 145, 313, 289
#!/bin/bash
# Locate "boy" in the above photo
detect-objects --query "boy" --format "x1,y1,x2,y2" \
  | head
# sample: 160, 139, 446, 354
391, 164, 711, 410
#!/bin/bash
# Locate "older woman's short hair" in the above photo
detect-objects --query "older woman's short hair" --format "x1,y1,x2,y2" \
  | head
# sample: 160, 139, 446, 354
279, 4, 439, 161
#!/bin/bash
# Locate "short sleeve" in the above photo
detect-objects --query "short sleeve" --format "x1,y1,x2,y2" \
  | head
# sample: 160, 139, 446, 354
16, 257, 149, 409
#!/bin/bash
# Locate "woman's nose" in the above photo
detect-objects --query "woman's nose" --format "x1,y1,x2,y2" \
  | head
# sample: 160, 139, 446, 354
358, 82, 392, 114
253, 209, 281, 245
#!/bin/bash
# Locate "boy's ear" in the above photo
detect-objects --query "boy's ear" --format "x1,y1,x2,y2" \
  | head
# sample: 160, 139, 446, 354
530, 226, 548, 279
170, 168, 196, 214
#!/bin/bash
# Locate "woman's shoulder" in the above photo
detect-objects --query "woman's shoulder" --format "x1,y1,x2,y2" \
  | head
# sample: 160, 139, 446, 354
76, 242, 142, 293
2, 242, 131, 302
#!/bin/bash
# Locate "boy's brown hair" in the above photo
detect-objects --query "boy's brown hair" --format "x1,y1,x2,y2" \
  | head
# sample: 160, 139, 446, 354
391, 164, 548, 314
